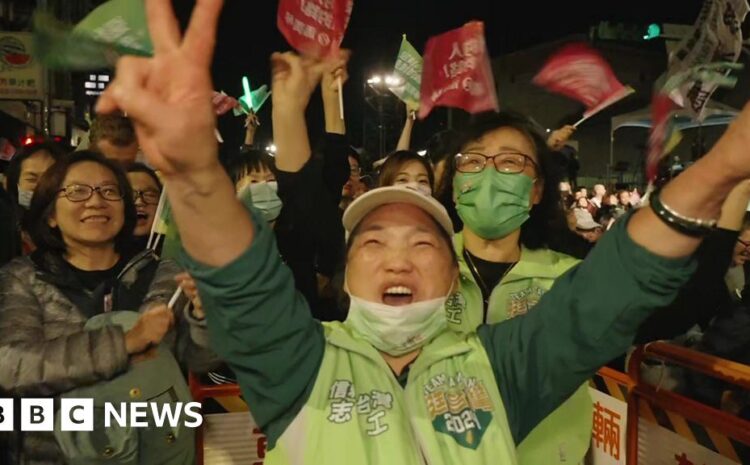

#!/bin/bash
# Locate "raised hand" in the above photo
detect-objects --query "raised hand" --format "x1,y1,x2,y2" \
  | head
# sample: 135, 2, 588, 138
322, 50, 351, 94
271, 52, 328, 114
96, 0, 224, 177
547, 125, 576, 151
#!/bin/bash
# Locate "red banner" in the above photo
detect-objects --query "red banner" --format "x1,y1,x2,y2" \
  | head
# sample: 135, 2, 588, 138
418, 21, 499, 119
646, 93, 677, 182
277, 0, 353, 58
533, 43, 631, 118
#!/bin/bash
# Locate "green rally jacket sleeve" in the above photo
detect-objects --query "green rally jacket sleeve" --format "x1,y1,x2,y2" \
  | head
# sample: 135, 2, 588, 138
180, 205, 325, 447
478, 212, 696, 444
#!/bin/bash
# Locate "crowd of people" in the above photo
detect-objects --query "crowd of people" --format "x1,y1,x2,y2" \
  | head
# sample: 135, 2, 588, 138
0, 1, 749, 464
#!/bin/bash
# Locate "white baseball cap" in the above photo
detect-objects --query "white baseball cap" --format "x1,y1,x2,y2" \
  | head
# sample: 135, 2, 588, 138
343, 185, 454, 237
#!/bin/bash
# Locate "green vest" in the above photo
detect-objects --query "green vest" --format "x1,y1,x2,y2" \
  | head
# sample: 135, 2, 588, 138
268, 323, 518, 465
448, 232, 592, 465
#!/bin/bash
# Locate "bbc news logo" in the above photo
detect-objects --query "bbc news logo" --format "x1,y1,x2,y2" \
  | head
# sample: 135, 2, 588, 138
0, 399, 203, 431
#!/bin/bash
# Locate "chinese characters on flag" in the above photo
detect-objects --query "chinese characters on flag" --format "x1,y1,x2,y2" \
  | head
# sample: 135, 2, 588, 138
419, 21, 499, 119
277, 0, 353, 58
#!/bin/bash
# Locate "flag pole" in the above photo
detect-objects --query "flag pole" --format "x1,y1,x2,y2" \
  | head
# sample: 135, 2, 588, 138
337, 76, 345, 120
148, 189, 167, 250
573, 115, 589, 128
168, 287, 183, 310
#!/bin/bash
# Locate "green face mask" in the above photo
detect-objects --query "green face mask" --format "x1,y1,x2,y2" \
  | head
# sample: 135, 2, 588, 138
453, 169, 534, 240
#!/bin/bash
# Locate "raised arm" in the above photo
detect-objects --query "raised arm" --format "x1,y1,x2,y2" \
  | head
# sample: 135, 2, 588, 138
628, 110, 750, 258
396, 108, 416, 151
482, 104, 750, 442
322, 56, 348, 136
96, 0, 251, 268
272, 51, 348, 172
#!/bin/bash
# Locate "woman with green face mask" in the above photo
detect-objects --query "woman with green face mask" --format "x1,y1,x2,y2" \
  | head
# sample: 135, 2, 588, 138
442, 112, 591, 465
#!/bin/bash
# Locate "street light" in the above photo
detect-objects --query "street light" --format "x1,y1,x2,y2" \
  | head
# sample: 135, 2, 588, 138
364, 73, 404, 157
367, 73, 403, 90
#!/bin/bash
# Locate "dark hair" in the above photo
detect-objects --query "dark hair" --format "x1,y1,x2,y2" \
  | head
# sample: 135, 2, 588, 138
89, 114, 137, 148
378, 151, 435, 190
426, 129, 460, 166
347, 148, 361, 164
125, 162, 162, 192
444, 111, 569, 250
346, 210, 458, 267
224, 149, 277, 185
5, 141, 66, 205
27, 151, 137, 256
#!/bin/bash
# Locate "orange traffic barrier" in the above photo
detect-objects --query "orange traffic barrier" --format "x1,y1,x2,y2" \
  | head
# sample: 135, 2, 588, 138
626, 343, 750, 465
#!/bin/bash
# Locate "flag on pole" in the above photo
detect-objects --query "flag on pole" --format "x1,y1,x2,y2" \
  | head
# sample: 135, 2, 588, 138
533, 43, 634, 125
277, 0, 353, 58
212, 91, 239, 116
646, 61, 744, 182
389, 35, 423, 110
33, 0, 152, 70
419, 21, 499, 119
664, 0, 749, 120
233, 78, 271, 116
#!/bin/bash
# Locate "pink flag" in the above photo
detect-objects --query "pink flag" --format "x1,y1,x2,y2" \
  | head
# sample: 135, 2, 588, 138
533, 43, 633, 122
277, 0, 353, 58
419, 21, 499, 119
212, 91, 239, 116
645, 94, 677, 182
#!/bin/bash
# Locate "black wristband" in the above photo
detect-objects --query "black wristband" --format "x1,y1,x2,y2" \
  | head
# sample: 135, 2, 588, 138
649, 189, 717, 237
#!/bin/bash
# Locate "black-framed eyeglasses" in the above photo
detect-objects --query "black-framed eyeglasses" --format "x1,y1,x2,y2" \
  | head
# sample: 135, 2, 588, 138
132, 189, 161, 205
738, 238, 750, 250
454, 151, 538, 174
58, 184, 123, 202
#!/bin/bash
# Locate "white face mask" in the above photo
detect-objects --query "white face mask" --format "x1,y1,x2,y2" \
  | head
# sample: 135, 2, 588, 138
17, 188, 33, 208
237, 181, 283, 223
346, 295, 448, 356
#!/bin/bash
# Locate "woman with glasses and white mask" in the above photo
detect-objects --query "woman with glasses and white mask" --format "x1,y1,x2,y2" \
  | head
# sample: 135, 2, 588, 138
0, 151, 217, 465
441, 112, 590, 465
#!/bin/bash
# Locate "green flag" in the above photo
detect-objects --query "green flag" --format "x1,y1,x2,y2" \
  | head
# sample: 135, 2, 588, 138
33, 0, 152, 70
390, 35, 423, 111
234, 78, 272, 116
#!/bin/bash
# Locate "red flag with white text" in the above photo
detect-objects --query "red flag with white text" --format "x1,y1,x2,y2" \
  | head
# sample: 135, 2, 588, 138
419, 21, 499, 119
277, 0, 353, 58
533, 43, 634, 120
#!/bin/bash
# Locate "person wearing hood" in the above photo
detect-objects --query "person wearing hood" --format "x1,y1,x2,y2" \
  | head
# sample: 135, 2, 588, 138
94, 2, 750, 461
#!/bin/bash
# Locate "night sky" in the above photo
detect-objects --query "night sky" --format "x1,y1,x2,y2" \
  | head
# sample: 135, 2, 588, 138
168, 0, 705, 157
